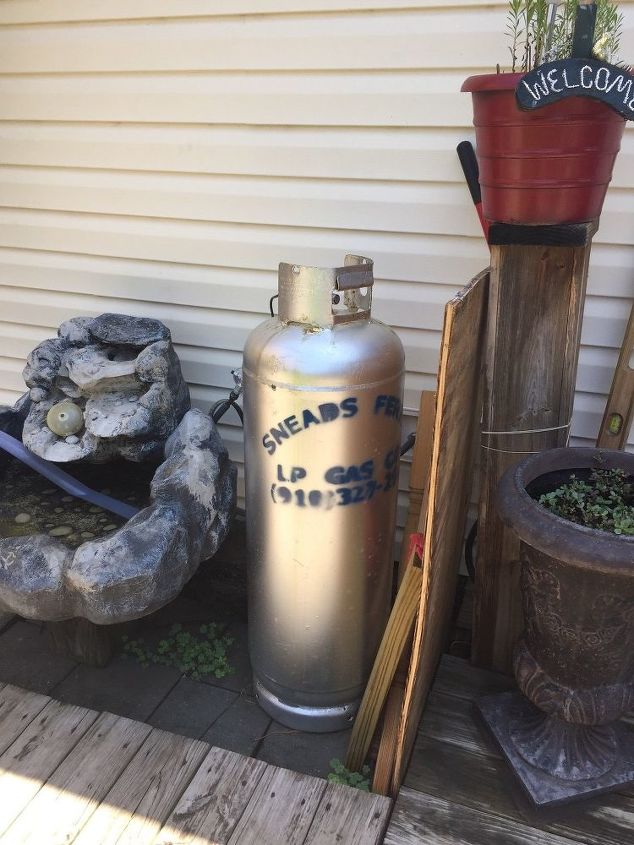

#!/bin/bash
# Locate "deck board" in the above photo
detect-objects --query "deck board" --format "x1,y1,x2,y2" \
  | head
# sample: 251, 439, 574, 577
0, 684, 390, 845
304, 782, 390, 845
0, 698, 98, 836
227, 766, 327, 845
73, 729, 208, 845
385, 789, 582, 845
2, 711, 151, 844
385, 655, 634, 845
0, 683, 51, 757
155, 746, 269, 845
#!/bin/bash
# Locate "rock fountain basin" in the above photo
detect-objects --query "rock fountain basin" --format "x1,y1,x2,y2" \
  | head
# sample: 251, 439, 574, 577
0, 407, 236, 624
0, 312, 236, 625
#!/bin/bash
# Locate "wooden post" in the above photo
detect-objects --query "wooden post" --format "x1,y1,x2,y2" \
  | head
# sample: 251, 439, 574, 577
472, 222, 596, 673
47, 618, 116, 667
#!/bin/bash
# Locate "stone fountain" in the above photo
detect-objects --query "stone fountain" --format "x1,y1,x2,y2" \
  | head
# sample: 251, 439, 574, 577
0, 314, 236, 663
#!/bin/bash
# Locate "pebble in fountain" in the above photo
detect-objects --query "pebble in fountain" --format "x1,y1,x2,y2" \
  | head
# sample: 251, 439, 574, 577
22, 313, 191, 463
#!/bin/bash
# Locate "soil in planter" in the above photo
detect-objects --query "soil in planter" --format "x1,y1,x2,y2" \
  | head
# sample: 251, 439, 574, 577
0, 455, 155, 548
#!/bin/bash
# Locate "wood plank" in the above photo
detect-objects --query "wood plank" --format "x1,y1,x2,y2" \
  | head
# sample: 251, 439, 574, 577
304, 782, 391, 845
154, 746, 268, 845
432, 654, 515, 702
2, 711, 151, 844
373, 390, 436, 792
398, 390, 436, 575
227, 766, 327, 845
0, 698, 99, 836
393, 269, 489, 792
46, 617, 116, 667
372, 681, 406, 795
405, 734, 634, 845
597, 301, 634, 449
0, 684, 51, 757
473, 238, 594, 673
383, 788, 582, 845
345, 561, 422, 773
73, 729, 208, 845
418, 690, 495, 757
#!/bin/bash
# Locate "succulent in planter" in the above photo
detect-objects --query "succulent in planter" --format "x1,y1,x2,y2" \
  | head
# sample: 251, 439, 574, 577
539, 465, 634, 534
477, 447, 634, 806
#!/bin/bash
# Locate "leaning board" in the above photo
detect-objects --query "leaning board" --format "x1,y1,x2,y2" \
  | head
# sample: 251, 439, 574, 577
392, 268, 489, 792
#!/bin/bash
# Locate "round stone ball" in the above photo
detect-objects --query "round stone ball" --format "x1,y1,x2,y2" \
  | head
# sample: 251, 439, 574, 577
46, 401, 84, 437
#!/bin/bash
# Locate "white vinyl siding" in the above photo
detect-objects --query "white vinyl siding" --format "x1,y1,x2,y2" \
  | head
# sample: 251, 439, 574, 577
0, 1, 632, 521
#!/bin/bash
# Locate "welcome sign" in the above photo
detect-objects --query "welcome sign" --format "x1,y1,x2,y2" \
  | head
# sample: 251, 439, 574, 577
516, 58, 634, 120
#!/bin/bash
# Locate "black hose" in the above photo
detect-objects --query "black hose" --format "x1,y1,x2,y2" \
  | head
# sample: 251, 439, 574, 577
400, 432, 416, 457
211, 395, 244, 425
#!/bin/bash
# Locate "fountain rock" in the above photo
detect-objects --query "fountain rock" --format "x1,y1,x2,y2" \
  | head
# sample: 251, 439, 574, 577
22, 314, 190, 463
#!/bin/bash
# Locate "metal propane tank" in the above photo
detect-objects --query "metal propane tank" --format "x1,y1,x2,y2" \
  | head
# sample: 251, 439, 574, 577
242, 254, 405, 733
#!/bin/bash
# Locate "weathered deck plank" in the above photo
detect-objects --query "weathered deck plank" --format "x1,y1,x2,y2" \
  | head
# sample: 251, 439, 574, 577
227, 766, 327, 845
2, 711, 151, 844
0, 683, 388, 845
73, 728, 208, 845
432, 653, 514, 701
154, 745, 269, 845
304, 781, 391, 845
0, 698, 98, 836
385, 655, 634, 845
0, 683, 51, 756
385, 788, 583, 845
406, 735, 634, 845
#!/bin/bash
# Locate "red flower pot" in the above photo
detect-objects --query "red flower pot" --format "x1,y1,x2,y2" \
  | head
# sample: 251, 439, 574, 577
461, 73, 625, 225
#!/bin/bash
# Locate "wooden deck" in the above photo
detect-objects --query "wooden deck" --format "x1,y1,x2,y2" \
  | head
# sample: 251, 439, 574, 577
2, 654, 633, 844
0, 682, 390, 844
384, 656, 634, 845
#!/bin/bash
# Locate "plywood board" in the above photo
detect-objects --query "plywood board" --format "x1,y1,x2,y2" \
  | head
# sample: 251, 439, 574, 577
392, 268, 489, 792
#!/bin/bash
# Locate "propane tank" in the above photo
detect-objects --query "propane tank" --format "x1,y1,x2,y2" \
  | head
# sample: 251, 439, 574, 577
243, 255, 404, 732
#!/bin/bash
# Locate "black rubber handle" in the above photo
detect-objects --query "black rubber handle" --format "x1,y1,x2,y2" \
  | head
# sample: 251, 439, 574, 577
456, 141, 482, 206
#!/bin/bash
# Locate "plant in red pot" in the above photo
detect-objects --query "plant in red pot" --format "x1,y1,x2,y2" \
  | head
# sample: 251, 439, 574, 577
462, 1, 631, 225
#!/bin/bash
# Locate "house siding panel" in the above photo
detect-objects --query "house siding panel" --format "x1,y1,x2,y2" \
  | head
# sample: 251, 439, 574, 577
0, 1, 632, 522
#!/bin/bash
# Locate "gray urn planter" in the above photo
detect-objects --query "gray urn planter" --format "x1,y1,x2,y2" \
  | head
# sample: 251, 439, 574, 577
477, 447, 634, 806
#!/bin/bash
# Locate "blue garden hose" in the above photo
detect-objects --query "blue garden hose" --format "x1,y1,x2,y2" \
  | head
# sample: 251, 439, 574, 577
0, 430, 139, 520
